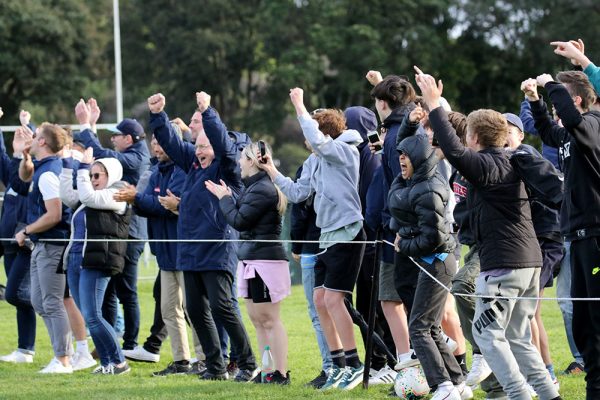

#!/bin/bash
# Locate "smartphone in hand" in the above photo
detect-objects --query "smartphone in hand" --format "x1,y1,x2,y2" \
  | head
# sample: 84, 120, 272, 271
367, 130, 383, 154
258, 140, 267, 163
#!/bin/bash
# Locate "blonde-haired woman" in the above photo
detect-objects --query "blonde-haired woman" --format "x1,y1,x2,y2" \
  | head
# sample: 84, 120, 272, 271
206, 142, 291, 384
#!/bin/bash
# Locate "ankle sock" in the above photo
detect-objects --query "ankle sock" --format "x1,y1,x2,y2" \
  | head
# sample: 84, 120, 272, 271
76, 340, 89, 354
455, 352, 468, 375
331, 349, 346, 368
344, 348, 361, 369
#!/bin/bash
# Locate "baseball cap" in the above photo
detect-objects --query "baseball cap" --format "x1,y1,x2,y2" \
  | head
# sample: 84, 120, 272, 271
503, 113, 524, 133
108, 118, 145, 142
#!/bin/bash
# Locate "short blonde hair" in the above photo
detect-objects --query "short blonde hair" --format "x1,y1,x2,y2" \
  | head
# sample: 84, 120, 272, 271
38, 122, 68, 153
466, 109, 508, 148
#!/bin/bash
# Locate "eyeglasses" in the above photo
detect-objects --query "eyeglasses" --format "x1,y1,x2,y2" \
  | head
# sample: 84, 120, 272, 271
89, 172, 106, 180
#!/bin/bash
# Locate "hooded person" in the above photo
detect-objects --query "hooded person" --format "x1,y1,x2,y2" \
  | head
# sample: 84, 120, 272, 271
388, 134, 468, 399
59, 154, 132, 375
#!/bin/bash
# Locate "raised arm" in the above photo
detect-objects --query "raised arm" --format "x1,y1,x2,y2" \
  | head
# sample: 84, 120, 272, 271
59, 157, 80, 209
147, 93, 197, 172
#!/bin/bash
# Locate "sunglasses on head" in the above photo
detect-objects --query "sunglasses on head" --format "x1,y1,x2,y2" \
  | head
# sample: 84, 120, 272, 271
310, 108, 326, 116
89, 172, 106, 180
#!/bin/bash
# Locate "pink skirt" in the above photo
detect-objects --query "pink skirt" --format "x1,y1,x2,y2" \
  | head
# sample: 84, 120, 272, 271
237, 260, 291, 303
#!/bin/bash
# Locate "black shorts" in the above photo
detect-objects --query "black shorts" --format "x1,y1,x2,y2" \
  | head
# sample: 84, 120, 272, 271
314, 229, 366, 293
245, 272, 272, 303
539, 238, 564, 288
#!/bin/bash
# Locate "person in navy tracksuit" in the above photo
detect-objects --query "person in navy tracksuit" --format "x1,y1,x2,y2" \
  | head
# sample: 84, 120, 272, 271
147, 91, 257, 381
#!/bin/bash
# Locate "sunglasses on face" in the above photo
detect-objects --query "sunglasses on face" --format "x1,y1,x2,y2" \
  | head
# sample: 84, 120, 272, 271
90, 172, 106, 180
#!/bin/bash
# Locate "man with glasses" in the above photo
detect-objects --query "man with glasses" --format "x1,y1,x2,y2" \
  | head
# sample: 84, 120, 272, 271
75, 100, 151, 355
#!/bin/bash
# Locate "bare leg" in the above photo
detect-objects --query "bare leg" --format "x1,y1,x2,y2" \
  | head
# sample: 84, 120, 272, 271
381, 300, 410, 354
313, 288, 341, 351
441, 294, 467, 355
323, 290, 356, 351
246, 300, 288, 373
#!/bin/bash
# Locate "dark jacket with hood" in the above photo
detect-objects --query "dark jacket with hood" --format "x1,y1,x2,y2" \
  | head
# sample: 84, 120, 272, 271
388, 135, 455, 257
219, 171, 287, 261
429, 107, 542, 271
150, 108, 243, 274
530, 82, 600, 240
345, 106, 381, 257
133, 160, 186, 271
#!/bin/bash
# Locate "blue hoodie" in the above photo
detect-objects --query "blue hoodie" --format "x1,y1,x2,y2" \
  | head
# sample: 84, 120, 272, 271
133, 160, 186, 271
149, 108, 243, 274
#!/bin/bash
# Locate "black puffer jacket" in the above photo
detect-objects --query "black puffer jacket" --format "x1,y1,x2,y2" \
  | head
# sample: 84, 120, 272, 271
83, 207, 132, 275
388, 134, 455, 257
219, 171, 287, 261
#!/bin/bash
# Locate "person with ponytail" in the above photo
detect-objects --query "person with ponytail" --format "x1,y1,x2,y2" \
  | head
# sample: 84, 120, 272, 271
206, 141, 291, 384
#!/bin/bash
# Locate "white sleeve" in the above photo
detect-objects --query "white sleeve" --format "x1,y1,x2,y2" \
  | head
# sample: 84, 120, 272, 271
39, 171, 60, 201
77, 169, 127, 213
60, 168, 80, 209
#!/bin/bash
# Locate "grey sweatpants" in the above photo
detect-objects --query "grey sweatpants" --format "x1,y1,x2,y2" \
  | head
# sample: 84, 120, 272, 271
30, 243, 73, 358
473, 267, 558, 400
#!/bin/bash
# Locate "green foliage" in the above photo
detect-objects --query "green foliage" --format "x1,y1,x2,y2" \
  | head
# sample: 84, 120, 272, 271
0, 0, 111, 124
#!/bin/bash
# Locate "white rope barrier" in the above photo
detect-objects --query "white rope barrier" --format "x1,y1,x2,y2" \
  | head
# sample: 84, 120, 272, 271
3, 235, 595, 301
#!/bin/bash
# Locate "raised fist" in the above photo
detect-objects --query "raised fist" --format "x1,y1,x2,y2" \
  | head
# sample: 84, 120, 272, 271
520, 78, 539, 101
365, 70, 383, 86
536, 74, 554, 88
289, 88, 304, 106
196, 92, 211, 113
148, 93, 166, 114
13, 126, 34, 155
75, 99, 91, 125
19, 110, 31, 126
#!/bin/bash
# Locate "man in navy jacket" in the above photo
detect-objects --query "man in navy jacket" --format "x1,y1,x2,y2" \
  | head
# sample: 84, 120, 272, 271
147, 91, 257, 381
75, 100, 151, 351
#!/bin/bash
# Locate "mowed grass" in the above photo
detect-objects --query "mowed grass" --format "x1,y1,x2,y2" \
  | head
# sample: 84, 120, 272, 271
0, 260, 586, 399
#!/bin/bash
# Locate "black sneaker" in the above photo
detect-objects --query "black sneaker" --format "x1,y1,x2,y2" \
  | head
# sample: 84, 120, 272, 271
187, 360, 207, 375
227, 360, 240, 380
92, 362, 131, 375
234, 368, 260, 382
198, 370, 229, 381
305, 370, 327, 389
152, 362, 192, 377
563, 361, 584, 375
251, 371, 263, 383
265, 370, 290, 385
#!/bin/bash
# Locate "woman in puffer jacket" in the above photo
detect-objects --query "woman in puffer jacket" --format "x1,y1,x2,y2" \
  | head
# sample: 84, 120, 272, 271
388, 134, 467, 399
206, 142, 290, 384
60, 148, 131, 375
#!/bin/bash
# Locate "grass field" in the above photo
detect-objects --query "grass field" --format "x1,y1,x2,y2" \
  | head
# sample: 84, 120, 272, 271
0, 261, 586, 399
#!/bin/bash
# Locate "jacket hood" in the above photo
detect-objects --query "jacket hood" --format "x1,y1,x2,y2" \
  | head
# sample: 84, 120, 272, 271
344, 106, 377, 142
336, 129, 364, 146
397, 135, 437, 181
95, 157, 123, 187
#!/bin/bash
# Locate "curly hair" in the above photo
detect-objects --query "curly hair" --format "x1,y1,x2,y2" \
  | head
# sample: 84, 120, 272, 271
466, 109, 508, 148
312, 109, 347, 139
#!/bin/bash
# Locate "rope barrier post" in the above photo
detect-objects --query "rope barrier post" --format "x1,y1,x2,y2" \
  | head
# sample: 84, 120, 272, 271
362, 229, 381, 389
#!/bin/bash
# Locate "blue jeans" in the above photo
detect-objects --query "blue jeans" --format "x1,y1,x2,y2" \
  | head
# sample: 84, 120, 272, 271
3, 249, 36, 353
300, 254, 332, 371
102, 241, 143, 349
556, 241, 584, 364
66, 251, 83, 309
80, 268, 124, 366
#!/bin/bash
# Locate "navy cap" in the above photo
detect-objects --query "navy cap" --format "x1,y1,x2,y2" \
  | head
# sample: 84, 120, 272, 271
109, 118, 144, 142
503, 113, 524, 133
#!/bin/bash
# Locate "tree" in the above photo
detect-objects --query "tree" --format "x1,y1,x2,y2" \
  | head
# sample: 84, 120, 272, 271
0, 0, 110, 124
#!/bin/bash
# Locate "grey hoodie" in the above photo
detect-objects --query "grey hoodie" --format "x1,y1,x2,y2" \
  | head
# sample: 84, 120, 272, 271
275, 114, 364, 233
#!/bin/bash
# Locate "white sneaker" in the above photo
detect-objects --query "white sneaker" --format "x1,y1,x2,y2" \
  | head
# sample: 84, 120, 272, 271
122, 345, 159, 363
39, 358, 73, 374
456, 382, 474, 399
465, 354, 492, 386
443, 334, 458, 353
368, 365, 397, 385
72, 351, 97, 371
395, 350, 420, 370
0, 350, 33, 363
431, 384, 462, 400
